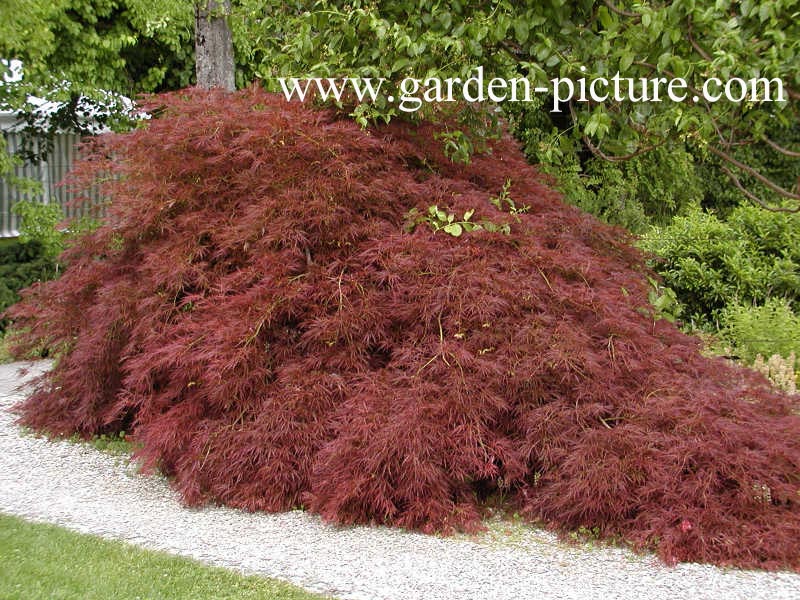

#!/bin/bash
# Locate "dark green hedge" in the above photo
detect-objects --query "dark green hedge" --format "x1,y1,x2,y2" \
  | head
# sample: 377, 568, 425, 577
0, 240, 58, 332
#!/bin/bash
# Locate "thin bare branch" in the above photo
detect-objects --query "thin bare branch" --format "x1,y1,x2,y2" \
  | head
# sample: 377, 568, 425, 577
499, 40, 524, 58
720, 165, 800, 213
582, 134, 665, 162
763, 137, 800, 158
632, 61, 707, 99
708, 144, 800, 200
566, 99, 666, 161
603, 0, 641, 20
709, 144, 800, 200
686, 18, 712, 61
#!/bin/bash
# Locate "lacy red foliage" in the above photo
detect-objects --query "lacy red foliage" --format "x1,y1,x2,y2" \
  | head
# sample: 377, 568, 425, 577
7, 87, 800, 570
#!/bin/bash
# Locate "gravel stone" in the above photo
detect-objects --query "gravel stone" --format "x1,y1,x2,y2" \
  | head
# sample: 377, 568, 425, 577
2, 360, 799, 600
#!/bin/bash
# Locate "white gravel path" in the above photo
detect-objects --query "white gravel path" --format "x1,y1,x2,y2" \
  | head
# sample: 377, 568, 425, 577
2, 360, 800, 600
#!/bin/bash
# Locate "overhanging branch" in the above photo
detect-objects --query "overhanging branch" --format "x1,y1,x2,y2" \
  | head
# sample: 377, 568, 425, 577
582, 134, 665, 162
763, 136, 800, 158
720, 165, 800, 213
603, 0, 641, 20
686, 17, 712, 61
707, 144, 800, 201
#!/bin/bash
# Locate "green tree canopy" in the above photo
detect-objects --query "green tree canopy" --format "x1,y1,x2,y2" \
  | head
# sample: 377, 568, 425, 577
1, 1, 797, 213
241, 0, 799, 211
0, 0, 194, 97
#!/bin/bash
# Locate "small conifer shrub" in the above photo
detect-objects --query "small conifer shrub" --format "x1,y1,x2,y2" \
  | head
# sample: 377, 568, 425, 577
6, 88, 800, 570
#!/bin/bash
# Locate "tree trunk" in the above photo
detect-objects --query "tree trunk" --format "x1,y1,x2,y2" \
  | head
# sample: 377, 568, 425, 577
194, 0, 235, 90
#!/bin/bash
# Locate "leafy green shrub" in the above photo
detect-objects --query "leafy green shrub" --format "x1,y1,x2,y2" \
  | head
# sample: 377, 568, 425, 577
11, 200, 64, 259
508, 103, 704, 234
0, 199, 66, 333
0, 239, 59, 333
639, 205, 800, 325
726, 204, 800, 266
721, 299, 800, 364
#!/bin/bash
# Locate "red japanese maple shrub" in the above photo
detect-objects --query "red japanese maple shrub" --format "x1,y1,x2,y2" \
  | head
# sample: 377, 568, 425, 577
7, 87, 800, 570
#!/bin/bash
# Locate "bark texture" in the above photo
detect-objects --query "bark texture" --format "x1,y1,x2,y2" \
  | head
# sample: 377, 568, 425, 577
195, 0, 235, 90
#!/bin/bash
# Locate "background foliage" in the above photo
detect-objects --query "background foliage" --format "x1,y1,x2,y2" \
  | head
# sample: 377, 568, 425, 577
0, 201, 63, 334
641, 204, 800, 320
722, 299, 800, 363
0, 240, 59, 334
640, 203, 800, 361
0, 0, 194, 97
241, 0, 799, 208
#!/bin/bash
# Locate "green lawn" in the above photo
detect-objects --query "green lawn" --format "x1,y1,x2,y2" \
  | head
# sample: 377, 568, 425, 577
0, 513, 333, 600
